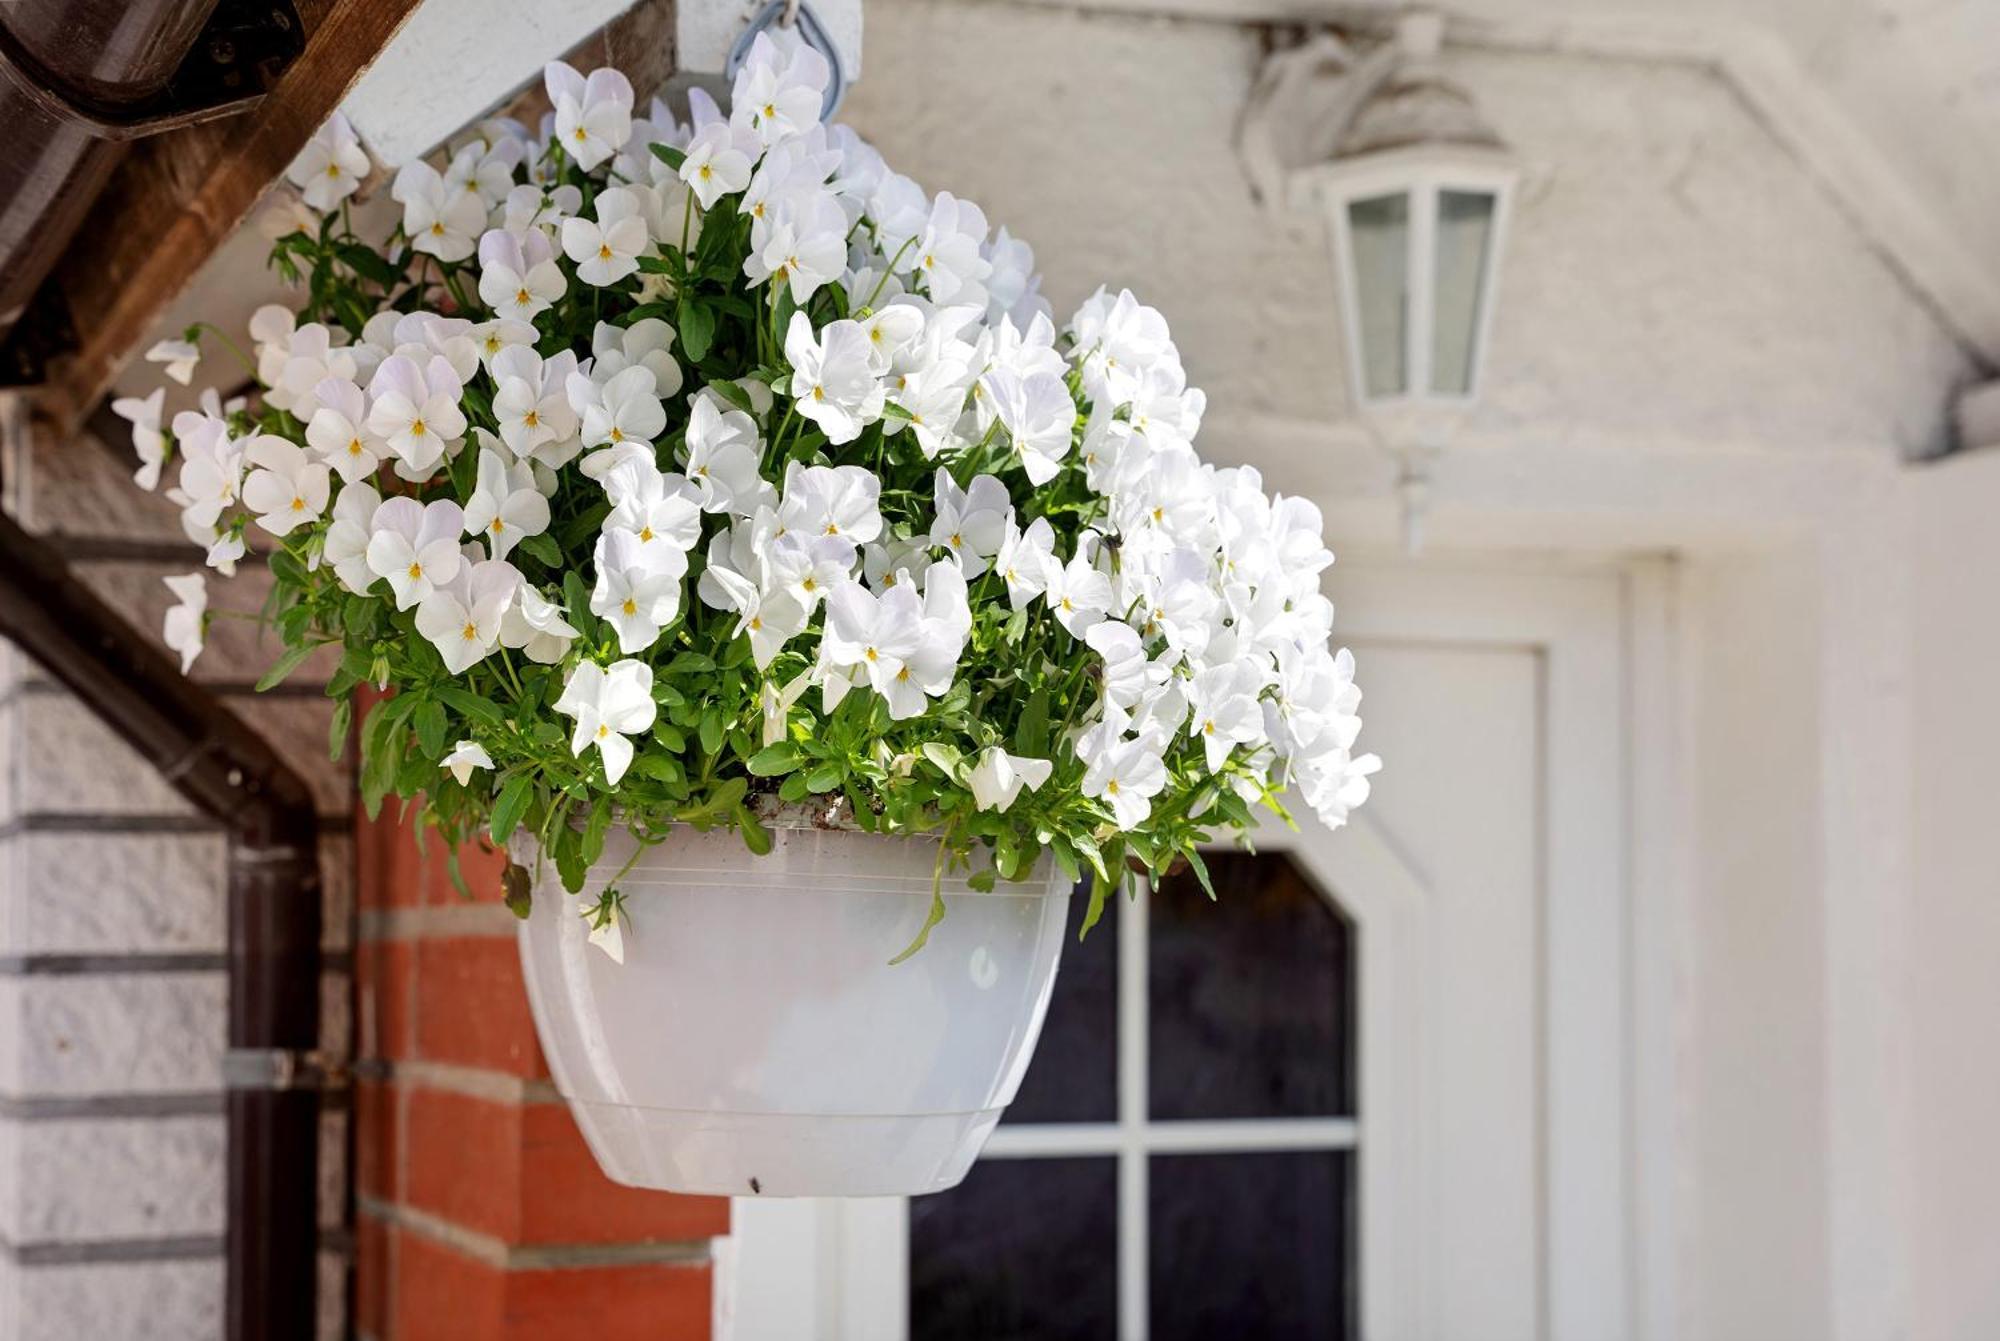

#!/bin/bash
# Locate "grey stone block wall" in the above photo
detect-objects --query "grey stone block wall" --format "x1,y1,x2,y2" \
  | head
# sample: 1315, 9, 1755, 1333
0, 409, 353, 1340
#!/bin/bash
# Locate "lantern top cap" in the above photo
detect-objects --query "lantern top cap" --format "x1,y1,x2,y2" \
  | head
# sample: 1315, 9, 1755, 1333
1332, 10, 1507, 162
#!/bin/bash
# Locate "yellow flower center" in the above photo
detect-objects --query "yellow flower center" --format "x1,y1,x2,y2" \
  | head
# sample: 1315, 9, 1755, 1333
490, 518, 505, 534
325, 163, 341, 178
1106, 778, 1121, 795
347, 438, 363, 456
290, 497, 306, 512
410, 418, 427, 437
609, 427, 624, 442
864, 647, 878, 662
598, 243, 613, 260
638, 526, 654, 542
596, 723, 609, 738
407, 563, 423, 579
523, 409, 539, 427
515, 287, 530, 305
698, 164, 713, 181
622, 598, 638, 616
429, 221, 445, 236
461, 622, 478, 641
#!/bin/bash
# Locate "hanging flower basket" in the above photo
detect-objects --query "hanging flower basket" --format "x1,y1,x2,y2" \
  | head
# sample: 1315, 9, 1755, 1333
128, 32, 1379, 1195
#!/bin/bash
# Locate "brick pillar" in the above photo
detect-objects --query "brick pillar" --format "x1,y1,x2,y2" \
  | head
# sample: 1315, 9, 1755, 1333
353, 805, 727, 1341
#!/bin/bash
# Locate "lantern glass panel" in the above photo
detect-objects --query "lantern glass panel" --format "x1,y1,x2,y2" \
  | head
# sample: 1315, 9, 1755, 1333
1345, 191, 1410, 399
1431, 188, 1497, 395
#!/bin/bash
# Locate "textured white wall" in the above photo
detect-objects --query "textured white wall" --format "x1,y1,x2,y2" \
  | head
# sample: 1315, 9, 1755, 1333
840, 0, 1970, 461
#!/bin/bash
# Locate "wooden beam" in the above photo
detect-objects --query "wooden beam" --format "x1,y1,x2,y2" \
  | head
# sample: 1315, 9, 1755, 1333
34, 0, 422, 429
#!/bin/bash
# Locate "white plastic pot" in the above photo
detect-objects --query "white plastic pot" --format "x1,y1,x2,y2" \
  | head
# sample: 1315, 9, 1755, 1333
512, 819, 1071, 1197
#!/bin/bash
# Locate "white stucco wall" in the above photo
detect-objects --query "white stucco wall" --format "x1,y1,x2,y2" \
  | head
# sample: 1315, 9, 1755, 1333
841, 0, 1970, 464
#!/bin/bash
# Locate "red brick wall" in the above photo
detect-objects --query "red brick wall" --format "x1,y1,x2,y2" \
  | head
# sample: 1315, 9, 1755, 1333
353, 804, 727, 1340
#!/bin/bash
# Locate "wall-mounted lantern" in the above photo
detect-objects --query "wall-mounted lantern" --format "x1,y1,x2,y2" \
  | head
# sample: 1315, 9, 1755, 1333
1243, 12, 1516, 548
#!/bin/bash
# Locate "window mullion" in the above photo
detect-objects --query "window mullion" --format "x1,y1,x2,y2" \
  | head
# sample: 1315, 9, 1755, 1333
1118, 883, 1150, 1341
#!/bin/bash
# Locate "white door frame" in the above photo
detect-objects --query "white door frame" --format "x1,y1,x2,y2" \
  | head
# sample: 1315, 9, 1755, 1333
720, 557, 1677, 1341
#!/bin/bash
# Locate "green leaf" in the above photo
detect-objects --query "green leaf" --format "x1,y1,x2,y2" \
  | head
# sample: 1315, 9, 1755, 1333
444, 845, 471, 899
554, 824, 588, 893
412, 699, 448, 758
708, 378, 755, 414
919, 742, 962, 779
268, 548, 309, 588
1184, 847, 1217, 901
746, 742, 801, 776
327, 696, 352, 762
879, 400, 914, 422
698, 706, 724, 756
517, 533, 562, 568
649, 142, 687, 170
255, 642, 321, 693
967, 867, 997, 893
652, 721, 687, 753
502, 862, 533, 919
665, 651, 716, 676
1078, 873, 1111, 941
435, 685, 506, 727
1014, 686, 1050, 757
805, 764, 843, 793
678, 294, 716, 363
889, 889, 947, 965
489, 775, 534, 847
737, 808, 772, 855
581, 797, 613, 866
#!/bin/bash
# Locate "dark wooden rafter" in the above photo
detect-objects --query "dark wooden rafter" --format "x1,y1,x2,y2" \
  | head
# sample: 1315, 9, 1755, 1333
31, 0, 422, 430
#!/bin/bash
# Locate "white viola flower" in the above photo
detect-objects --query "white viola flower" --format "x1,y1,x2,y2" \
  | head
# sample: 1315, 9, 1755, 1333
553, 659, 656, 786
499, 584, 581, 665
171, 431, 243, 532
500, 181, 581, 234
591, 528, 685, 654
602, 456, 702, 565
994, 514, 1056, 610
161, 572, 207, 674
777, 461, 882, 546
1189, 659, 1268, 774
984, 225, 1048, 326
680, 120, 755, 208
304, 378, 383, 484
322, 480, 380, 595
854, 304, 924, 374
570, 364, 665, 449
491, 346, 581, 463
462, 447, 550, 561
477, 228, 566, 322
591, 319, 682, 400
561, 187, 648, 287
888, 361, 973, 459
985, 368, 1077, 486
783, 313, 883, 445
678, 396, 764, 514
1083, 733, 1168, 831
744, 195, 847, 304
699, 560, 809, 669
545, 61, 633, 171
471, 318, 537, 372
1044, 547, 1113, 637
761, 671, 811, 746
392, 161, 484, 263
266, 323, 358, 420
927, 470, 1010, 577
388, 311, 480, 383
284, 110, 370, 211
913, 192, 993, 308
966, 747, 1053, 813
365, 496, 466, 610
366, 354, 465, 479
730, 31, 830, 148
1070, 287, 1177, 406
111, 387, 167, 490
921, 559, 974, 646
820, 579, 958, 719
205, 528, 246, 576
1085, 619, 1169, 712
441, 740, 493, 787
862, 533, 933, 593
146, 338, 201, 385
240, 435, 330, 536
249, 305, 295, 387
415, 558, 521, 675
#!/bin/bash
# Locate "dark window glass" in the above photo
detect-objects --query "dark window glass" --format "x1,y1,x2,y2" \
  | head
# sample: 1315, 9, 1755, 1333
1005, 879, 1117, 1124
1148, 852, 1354, 1120
1149, 1150, 1354, 1341
910, 1156, 1118, 1341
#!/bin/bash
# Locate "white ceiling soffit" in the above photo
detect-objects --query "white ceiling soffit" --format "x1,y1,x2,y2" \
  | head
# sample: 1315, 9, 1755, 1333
1039, 0, 2000, 365
342, 0, 640, 165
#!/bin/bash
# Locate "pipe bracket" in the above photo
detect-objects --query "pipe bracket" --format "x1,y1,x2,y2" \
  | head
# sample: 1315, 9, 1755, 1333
222, 1047, 349, 1093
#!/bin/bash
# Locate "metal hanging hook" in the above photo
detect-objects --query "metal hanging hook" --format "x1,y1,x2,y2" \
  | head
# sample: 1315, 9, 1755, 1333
724, 0, 848, 121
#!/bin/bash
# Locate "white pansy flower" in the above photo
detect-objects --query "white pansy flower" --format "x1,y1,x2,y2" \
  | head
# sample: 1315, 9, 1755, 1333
820, 579, 960, 719
304, 378, 383, 483
570, 364, 665, 449
477, 228, 566, 322
392, 161, 484, 263
985, 367, 1077, 486
442, 740, 493, 786
414, 558, 520, 675
591, 319, 682, 399
1189, 658, 1267, 774
966, 747, 1053, 813
499, 584, 580, 665
1043, 547, 1112, 636
492, 346, 581, 464
553, 659, 656, 785
240, 435, 331, 536
322, 480, 379, 595
913, 192, 993, 307
462, 447, 550, 561
679, 120, 755, 209
161, 572, 207, 673
146, 338, 201, 385
730, 31, 830, 147
995, 514, 1056, 610
761, 671, 811, 746
678, 396, 765, 514
365, 496, 465, 610
366, 354, 465, 480
784, 313, 883, 444
285, 110, 370, 211
1083, 733, 1168, 831
591, 528, 684, 654
545, 61, 633, 171
927, 470, 1010, 577
471, 318, 537, 372
110, 388, 167, 490
777, 462, 882, 545
561, 187, 648, 287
